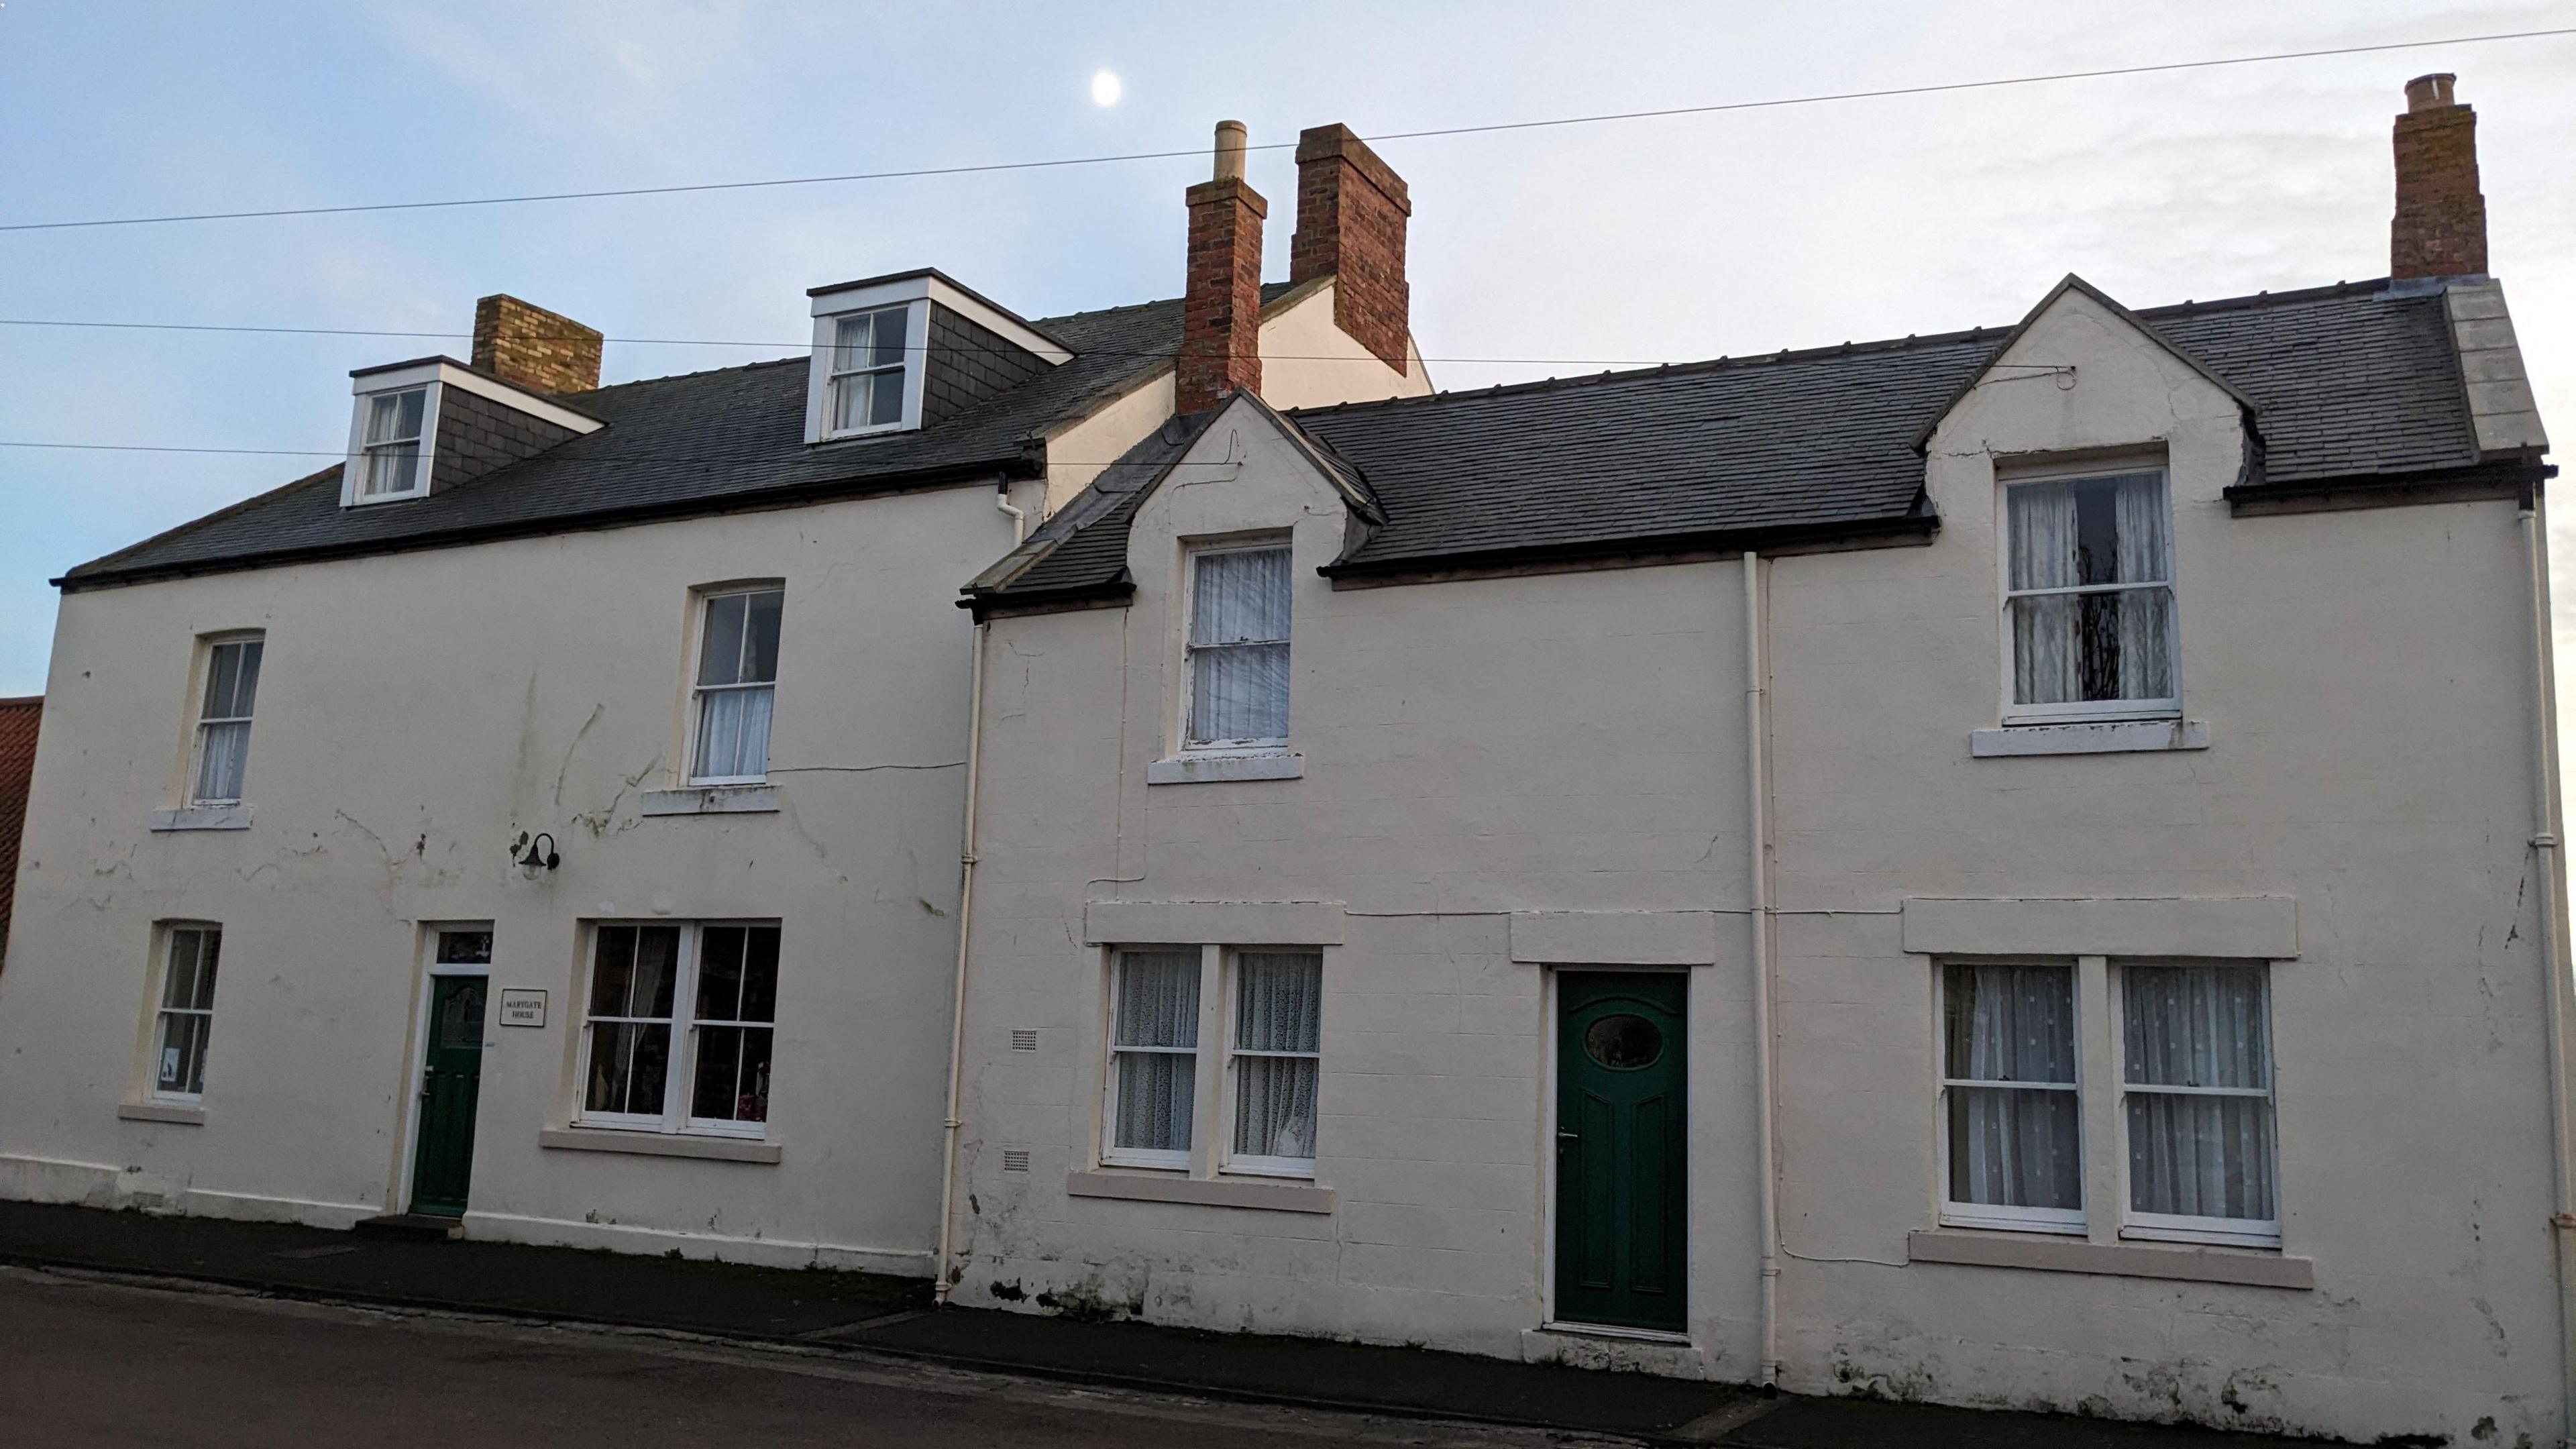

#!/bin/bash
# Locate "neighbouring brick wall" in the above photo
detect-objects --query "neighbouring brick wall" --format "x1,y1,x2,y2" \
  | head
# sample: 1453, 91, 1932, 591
472, 294, 603, 396
431, 386, 581, 494
0, 696, 39, 969
2392, 75, 2487, 280
1290, 124, 1412, 370
1180, 176, 1267, 413
922, 303, 1051, 427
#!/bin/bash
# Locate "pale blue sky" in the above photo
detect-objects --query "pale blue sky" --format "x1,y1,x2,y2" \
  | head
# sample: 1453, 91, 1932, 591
3, 1, 2571, 697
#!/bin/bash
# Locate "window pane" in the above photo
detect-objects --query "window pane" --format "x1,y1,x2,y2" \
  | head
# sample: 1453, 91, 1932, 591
1947, 1086, 2082, 1209
589, 926, 678, 1019
156, 1011, 211, 1096
436, 930, 493, 966
694, 684, 773, 779
740, 927, 780, 1023
229, 641, 262, 718
1190, 548, 1291, 645
164, 930, 218, 1010
584, 1022, 670, 1116
690, 1024, 772, 1123
1114, 1051, 1195, 1153
867, 368, 904, 426
366, 443, 420, 496
393, 387, 426, 439
1943, 964, 2075, 1083
830, 372, 868, 431
2124, 966, 2268, 1088
2010, 594, 2080, 706
1114, 951, 1200, 1049
868, 307, 908, 368
1236, 953, 1321, 1053
203, 643, 241, 719
195, 720, 250, 802
698, 593, 749, 686
743, 589, 783, 683
1189, 643, 1289, 745
696, 926, 746, 1020
833, 313, 869, 373
1234, 1056, 1317, 1161
2007, 482, 2078, 592
2128, 1093, 2276, 1220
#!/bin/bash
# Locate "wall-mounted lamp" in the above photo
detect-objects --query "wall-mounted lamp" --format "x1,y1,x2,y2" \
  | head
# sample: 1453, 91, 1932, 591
515, 831, 559, 879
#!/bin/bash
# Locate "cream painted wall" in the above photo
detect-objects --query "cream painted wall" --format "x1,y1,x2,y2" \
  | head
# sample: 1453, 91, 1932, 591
950, 288, 2569, 1443
0, 484, 1020, 1269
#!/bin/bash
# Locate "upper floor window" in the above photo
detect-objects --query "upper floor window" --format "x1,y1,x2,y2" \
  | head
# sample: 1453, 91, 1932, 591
1183, 543, 1291, 751
692, 586, 784, 785
826, 306, 911, 435
358, 386, 429, 499
2004, 470, 2176, 722
191, 636, 263, 807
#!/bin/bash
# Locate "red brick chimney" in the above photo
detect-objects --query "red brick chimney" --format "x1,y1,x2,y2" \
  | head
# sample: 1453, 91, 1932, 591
1178, 121, 1267, 413
2391, 73, 2488, 280
472, 294, 604, 395
1290, 124, 1411, 370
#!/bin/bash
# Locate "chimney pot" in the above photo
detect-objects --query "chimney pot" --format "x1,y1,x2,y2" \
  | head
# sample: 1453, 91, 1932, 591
2390, 74, 2487, 280
1289, 123, 1413, 371
471, 294, 602, 395
1212, 120, 1248, 182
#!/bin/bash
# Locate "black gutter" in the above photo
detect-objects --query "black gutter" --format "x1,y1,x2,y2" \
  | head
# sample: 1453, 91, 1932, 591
2222, 457, 2552, 513
1315, 511, 1940, 585
958, 572, 1136, 621
58, 453, 1044, 593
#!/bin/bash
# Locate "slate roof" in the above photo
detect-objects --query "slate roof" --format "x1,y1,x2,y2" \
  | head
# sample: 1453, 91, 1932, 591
970, 278, 2503, 604
61, 282, 1306, 590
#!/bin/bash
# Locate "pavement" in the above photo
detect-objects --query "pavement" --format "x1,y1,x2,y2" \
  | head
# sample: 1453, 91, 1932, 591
0, 1199, 2333, 1448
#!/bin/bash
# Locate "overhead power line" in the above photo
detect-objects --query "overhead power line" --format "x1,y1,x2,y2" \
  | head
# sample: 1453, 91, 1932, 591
4, 26, 2569, 234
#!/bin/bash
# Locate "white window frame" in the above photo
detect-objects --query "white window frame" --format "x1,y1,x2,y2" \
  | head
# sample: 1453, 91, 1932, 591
354, 385, 434, 501
1179, 539, 1294, 757
187, 633, 264, 808
1935, 959, 2086, 1236
821, 305, 915, 440
805, 297, 929, 443
1996, 462, 2181, 727
1100, 945, 1322, 1179
687, 584, 785, 787
2115, 963, 2282, 1249
147, 924, 221, 1104
574, 921, 780, 1140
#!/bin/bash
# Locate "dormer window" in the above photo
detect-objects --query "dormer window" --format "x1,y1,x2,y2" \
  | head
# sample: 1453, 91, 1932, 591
804, 269, 1070, 446
827, 307, 911, 434
359, 387, 429, 498
340, 357, 604, 508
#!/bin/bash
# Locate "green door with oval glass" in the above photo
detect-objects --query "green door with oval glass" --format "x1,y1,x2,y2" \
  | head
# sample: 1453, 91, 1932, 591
409, 934, 491, 1217
1554, 971, 1686, 1332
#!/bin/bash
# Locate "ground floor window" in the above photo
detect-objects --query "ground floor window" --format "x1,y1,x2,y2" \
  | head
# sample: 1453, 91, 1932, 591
151, 926, 221, 1101
1104, 945, 1322, 1178
579, 922, 778, 1136
1935, 957, 2279, 1247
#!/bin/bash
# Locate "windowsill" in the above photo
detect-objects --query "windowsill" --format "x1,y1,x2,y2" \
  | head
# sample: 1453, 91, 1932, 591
149, 806, 250, 833
539, 1127, 782, 1164
117, 1101, 206, 1126
1907, 1228, 2312, 1289
1065, 1169, 1335, 1214
639, 785, 779, 816
1972, 719, 2208, 758
1145, 752, 1303, 786
1535, 1320, 1694, 1346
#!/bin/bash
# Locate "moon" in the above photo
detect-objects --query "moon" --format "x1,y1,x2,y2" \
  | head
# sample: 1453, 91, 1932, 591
1089, 70, 1122, 107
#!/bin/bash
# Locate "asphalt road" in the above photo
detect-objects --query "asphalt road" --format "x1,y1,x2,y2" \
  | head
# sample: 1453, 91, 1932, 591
0, 1267, 1631, 1448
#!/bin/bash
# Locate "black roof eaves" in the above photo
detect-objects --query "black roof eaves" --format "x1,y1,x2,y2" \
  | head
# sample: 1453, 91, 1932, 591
59, 456, 1020, 593
978, 409, 1225, 597
2222, 457, 2553, 508
1318, 510, 1940, 583
1907, 273, 2261, 455
960, 571, 1136, 619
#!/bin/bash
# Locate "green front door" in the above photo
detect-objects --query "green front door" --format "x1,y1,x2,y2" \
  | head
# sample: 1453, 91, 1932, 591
1554, 971, 1687, 1332
409, 975, 487, 1217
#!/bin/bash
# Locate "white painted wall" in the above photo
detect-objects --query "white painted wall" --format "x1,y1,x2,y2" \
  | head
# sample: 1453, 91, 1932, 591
949, 289, 2569, 1443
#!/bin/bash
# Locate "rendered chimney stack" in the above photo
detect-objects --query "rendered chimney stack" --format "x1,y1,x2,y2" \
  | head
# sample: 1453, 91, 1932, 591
1289, 123, 1413, 370
471, 294, 604, 395
1179, 121, 1267, 413
2391, 73, 2488, 280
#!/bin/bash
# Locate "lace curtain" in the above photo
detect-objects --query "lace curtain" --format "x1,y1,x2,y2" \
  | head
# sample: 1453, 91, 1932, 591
1188, 547, 1291, 745
1232, 952, 1321, 1161
2125, 965, 2275, 1222
1944, 963, 2082, 1210
1112, 951, 1201, 1153
2008, 473, 2173, 706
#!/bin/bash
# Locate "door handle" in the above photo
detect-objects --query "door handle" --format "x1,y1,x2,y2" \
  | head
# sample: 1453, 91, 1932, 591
1556, 1130, 1580, 1142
